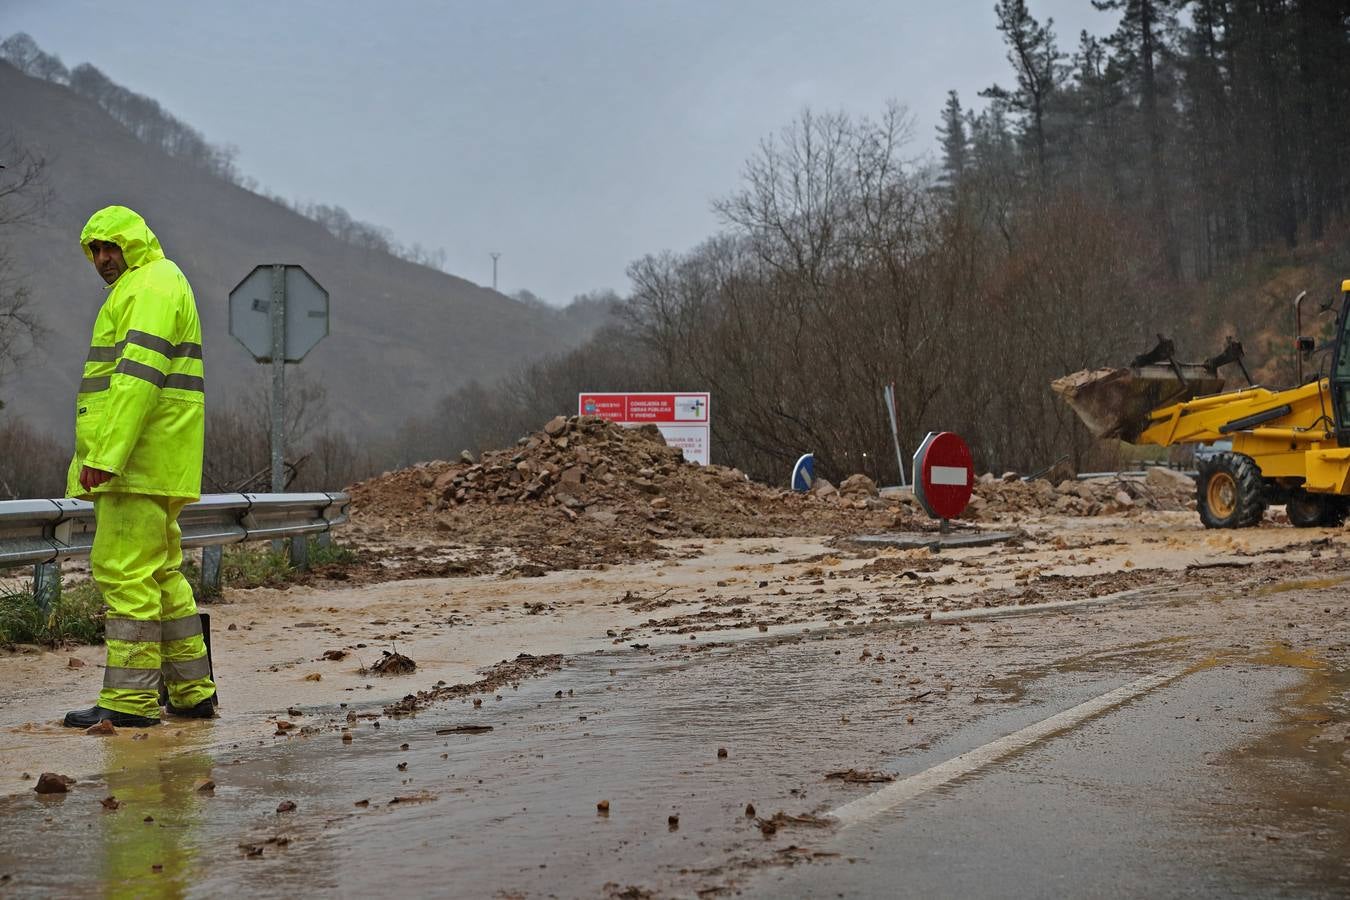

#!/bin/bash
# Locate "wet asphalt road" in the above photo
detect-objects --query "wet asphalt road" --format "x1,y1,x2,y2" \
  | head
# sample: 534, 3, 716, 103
0, 584, 1345, 899
750, 663, 1349, 899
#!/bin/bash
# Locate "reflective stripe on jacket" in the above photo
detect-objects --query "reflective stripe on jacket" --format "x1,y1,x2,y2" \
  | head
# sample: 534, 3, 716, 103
67, 206, 205, 500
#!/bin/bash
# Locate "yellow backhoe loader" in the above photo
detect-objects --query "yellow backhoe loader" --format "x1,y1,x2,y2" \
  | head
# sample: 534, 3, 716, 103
1054, 279, 1350, 529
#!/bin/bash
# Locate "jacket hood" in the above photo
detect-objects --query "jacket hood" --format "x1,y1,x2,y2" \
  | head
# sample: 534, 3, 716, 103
80, 206, 165, 270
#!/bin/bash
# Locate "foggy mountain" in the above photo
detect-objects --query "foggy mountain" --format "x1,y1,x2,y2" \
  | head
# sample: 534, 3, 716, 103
0, 60, 608, 447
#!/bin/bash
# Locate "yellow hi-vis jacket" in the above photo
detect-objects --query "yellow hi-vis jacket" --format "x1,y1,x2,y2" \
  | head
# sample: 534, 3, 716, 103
67, 206, 205, 500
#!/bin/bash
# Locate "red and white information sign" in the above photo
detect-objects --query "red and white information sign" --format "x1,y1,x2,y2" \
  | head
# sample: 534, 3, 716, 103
578, 392, 711, 465
913, 431, 975, 520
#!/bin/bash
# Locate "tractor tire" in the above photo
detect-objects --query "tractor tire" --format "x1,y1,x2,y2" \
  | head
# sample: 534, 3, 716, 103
1197, 452, 1266, 529
1286, 491, 1348, 528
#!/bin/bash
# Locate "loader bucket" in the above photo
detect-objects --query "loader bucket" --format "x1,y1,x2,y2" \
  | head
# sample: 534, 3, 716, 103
1052, 365, 1228, 442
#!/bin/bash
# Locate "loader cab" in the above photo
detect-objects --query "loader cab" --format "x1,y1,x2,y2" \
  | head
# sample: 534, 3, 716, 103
1334, 281, 1350, 444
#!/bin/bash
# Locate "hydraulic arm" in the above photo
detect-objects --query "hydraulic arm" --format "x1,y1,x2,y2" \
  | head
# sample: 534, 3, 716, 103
1053, 280, 1350, 528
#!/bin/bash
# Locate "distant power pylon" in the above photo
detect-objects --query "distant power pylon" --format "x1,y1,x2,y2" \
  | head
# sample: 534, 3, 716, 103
490, 252, 501, 292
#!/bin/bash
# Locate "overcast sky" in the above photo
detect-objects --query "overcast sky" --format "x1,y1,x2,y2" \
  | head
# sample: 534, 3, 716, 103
5, 0, 1116, 303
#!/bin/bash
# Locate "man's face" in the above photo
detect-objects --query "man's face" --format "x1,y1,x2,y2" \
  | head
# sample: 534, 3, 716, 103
88, 240, 127, 284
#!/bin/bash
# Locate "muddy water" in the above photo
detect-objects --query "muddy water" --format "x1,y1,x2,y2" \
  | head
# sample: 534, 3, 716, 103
1220, 648, 1350, 893
0, 625, 1150, 897
3, 521, 1341, 799
0, 579, 1343, 898
752, 651, 1350, 899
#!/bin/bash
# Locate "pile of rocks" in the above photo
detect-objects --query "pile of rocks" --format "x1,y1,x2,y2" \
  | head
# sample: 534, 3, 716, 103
349, 417, 921, 569
968, 467, 1196, 520
809, 473, 882, 503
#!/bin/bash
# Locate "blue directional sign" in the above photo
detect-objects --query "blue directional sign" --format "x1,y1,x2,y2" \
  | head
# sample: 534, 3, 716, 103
791, 453, 816, 492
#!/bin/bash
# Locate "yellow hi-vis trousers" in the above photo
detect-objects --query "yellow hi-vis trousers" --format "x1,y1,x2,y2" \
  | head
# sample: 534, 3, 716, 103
92, 493, 215, 718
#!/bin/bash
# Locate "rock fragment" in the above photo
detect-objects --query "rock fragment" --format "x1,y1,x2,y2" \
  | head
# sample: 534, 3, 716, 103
839, 474, 879, 498
370, 650, 416, 676
34, 773, 75, 794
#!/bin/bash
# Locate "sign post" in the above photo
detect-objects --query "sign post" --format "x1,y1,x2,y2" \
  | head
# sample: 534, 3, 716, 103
269, 266, 286, 497
912, 431, 975, 530
882, 383, 907, 487
229, 265, 330, 561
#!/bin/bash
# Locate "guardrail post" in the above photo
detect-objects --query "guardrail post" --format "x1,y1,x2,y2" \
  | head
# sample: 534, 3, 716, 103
201, 545, 222, 597
288, 535, 309, 571
316, 531, 332, 549
33, 561, 60, 616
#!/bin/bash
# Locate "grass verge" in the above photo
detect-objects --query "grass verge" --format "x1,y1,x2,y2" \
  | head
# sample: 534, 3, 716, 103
0, 579, 104, 647
1, 537, 356, 646
185, 537, 359, 597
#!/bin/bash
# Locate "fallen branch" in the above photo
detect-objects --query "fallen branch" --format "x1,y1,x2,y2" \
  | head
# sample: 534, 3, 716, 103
824, 768, 896, 784
435, 725, 493, 735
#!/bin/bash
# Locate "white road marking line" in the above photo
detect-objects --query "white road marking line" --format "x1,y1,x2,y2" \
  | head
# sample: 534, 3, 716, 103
827, 668, 1186, 828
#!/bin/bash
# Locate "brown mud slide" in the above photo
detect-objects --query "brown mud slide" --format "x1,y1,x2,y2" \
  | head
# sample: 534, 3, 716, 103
348, 416, 929, 573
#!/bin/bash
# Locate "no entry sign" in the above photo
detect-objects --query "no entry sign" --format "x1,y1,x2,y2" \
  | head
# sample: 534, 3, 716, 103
913, 431, 974, 520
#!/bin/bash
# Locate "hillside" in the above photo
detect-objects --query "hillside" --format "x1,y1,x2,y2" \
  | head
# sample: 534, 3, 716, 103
0, 62, 602, 446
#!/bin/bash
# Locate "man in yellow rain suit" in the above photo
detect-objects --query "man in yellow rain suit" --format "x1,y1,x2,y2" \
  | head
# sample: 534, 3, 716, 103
63, 206, 217, 728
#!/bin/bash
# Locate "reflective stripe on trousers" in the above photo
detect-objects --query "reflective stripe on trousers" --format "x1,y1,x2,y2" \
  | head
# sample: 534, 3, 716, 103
93, 493, 215, 717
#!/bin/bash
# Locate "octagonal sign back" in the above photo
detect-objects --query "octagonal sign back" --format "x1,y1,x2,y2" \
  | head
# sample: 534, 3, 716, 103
228, 264, 329, 363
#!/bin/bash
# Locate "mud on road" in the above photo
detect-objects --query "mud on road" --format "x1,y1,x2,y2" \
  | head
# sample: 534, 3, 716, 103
0, 502, 1347, 897
2, 505, 1341, 795
0, 545, 1345, 897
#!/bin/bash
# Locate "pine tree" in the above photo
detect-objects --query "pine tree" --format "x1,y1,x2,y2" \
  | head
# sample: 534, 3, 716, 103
980, 0, 1064, 185
1058, 30, 1127, 199
1092, 0, 1182, 273
936, 90, 970, 193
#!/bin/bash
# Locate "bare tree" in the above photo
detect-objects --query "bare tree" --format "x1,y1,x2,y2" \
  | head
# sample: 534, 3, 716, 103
0, 130, 49, 409
0, 417, 64, 499
0, 33, 72, 84
0, 258, 40, 407
0, 129, 54, 497
203, 371, 334, 490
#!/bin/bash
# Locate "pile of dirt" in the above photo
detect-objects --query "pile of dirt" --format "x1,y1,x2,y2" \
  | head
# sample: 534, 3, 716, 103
968, 467, 1196, 520
349, 416, 926, 571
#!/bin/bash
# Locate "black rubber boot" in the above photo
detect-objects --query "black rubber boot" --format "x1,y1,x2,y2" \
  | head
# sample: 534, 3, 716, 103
165, 695, 217, 719
63, 705, 161, 728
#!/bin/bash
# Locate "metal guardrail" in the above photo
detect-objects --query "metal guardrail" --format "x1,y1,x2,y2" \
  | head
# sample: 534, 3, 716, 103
0, 492, 349, 568
0, 492, 349, 606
